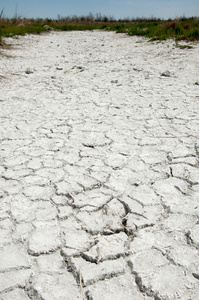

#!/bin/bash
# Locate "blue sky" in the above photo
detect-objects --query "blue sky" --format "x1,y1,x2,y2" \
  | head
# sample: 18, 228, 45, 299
1, 0, 199, 20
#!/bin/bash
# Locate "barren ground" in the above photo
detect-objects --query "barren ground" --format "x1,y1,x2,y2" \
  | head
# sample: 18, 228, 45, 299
0, 31, 199, 299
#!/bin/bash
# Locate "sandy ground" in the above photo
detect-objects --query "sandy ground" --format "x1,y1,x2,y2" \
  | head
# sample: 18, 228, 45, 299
0, 30, 199, 299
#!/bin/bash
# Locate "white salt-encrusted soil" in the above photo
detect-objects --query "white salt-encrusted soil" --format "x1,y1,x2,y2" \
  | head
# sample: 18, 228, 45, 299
0, 30, 199, 299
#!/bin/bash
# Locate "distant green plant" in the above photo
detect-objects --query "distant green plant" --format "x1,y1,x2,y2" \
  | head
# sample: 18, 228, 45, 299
101, 24, 108, 29
175, 42, 193, 49
114, 24, 125, 33
188, 28, 199, 39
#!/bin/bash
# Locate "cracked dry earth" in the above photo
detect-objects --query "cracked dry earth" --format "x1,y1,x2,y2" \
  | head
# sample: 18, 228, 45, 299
0, 30, 199, 300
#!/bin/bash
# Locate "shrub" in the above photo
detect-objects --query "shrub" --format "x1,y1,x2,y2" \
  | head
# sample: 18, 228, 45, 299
188, 28, 199, 39
183, 24, 191, 30
174, 25, 184, 35
115, 24, 125, 33
101, 24, 108, 29
164, 21, 179, 30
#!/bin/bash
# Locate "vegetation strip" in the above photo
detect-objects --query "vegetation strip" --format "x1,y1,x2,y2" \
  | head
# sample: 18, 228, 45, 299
0, 15, 199, 46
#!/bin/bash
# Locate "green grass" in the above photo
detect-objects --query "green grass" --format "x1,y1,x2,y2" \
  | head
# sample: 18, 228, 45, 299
0, 17, 199, 46
52, 18, 199, 42
0, 21, 48, 38
117, 20, 199, 41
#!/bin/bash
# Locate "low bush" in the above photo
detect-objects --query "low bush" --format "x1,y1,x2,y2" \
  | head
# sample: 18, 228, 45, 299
188, 28, 199, 39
